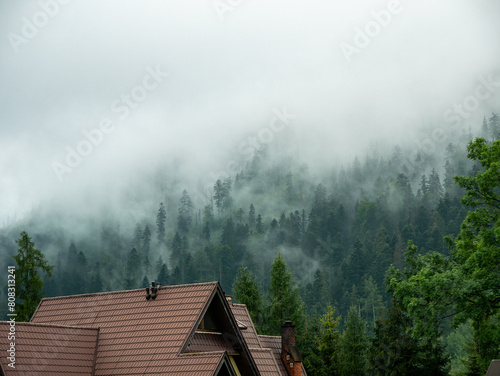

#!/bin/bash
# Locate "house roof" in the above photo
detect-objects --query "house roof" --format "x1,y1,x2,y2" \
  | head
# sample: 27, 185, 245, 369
0, 322, 99, 375
230, 304, 286, 376
258, 336, 307, 376
1, 282, 305, 376
30, 282, 259, 376
486, 360, 500, 376
258, 335, 288, 376
230, 304, 263, 349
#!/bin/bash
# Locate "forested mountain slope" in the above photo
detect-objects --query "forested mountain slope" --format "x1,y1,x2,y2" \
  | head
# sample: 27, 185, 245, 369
1, 114, 499, 375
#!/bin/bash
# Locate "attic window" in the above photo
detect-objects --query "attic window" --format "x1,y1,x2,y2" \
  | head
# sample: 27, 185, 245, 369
197, 311, 217, 332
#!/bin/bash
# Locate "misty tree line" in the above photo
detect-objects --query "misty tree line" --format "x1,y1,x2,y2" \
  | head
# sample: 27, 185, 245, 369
1, 113, 499, 375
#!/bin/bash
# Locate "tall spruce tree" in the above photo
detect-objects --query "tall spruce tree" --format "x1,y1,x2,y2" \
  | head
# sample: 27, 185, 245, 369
266, 252, 305, 335
339, 305, 369, 376
156, 202, 166, 244
13, 231, 54, 321
233, 267, 264, 331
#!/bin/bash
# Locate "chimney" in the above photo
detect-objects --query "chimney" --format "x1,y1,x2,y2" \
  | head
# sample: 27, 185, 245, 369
281, 321, 302, 376
146, 281, 161, 300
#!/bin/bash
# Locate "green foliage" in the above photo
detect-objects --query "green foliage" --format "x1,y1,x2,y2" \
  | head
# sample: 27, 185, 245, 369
339, 305, 369, 376
317, 305, 341, 376
266, 251, 305, 335
13, 231, 54, 321
177, 190, 193, 233
453, 138, 500, 323
387, 138, 500, 374
369, 301, 421, 376
233, 267, 263, 331
156, 202, 166, 244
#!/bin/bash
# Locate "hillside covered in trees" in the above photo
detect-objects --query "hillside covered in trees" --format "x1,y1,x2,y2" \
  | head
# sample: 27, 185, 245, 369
1, 113, 499, 375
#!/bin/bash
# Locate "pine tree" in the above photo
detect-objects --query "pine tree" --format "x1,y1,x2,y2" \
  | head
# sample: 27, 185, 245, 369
157, 263, 169, 285
317, 305, 341, 376
233, 267, 264, 331
222, 178, 233, 211
132, 223, 143, 251
255, 214, 264, 234
488, 112, 499, 140
202, 204, 214, 225
339, 305, 369, 376
213, 179, 225, 215
170, 232, 184, 267
177, 190, 193, 233
156, 202, 166, 244
428, 168, 444, 202
221, 218, 236, 249
266, 252, 305, 335
125, 248, 141, 289
248, 204, 256, 230
368, 301, 421, 376
418, 174, 428, 197
481, 116, 489, 139
142, 225, 152, 269
236, 208, 244, 223
13, 231, 54, 321
202, 221, 211, 240
90, 264, 103, 293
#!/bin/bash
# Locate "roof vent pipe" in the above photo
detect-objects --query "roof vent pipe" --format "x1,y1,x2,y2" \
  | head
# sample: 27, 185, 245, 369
151, 281, 158, 300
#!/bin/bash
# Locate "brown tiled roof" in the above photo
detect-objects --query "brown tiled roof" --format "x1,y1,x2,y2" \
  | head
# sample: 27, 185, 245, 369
230, 304, 292, 376
187, 332, 236, 354
13, 282, 307, 376
230, 304, 263, 349
259, 335, 288, 376
258, 335, 308, 376
31, 282, 221, 375
486, 360, 500, 376
251, 348, 284, 376
0, 322, 98, 376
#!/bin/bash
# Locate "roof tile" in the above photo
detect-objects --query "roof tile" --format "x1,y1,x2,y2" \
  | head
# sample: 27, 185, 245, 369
0, 322, 98, 375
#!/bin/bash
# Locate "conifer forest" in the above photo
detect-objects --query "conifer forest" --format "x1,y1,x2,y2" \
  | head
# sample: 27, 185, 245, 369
1, 2, 499, 375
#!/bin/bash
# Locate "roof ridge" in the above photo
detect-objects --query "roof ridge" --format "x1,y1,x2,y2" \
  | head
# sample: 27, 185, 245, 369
180, 350, 226, 357
0, 321, 98, 331
38, 281, 220, 301
258, 335, 281, 339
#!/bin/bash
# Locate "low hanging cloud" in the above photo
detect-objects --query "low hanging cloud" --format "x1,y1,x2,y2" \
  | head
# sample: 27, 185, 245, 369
0, 0, 499, 225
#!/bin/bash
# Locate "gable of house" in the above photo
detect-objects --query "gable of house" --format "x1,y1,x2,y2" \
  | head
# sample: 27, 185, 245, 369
29, 281, 260, 376
0, 282, 305, 376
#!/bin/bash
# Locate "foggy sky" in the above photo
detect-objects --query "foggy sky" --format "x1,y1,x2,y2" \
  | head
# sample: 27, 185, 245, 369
1, 0, 499, 226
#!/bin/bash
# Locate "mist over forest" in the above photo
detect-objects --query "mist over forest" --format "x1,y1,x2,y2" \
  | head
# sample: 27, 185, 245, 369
1, 1, 500, 375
